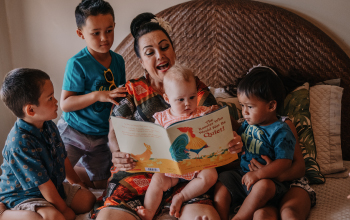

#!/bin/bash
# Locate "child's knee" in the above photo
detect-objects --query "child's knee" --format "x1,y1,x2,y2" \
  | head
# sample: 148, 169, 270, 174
199, 168, 218, 186
252, 179, 275, 195
152, 173, 173, 191
253, 207, 278, 220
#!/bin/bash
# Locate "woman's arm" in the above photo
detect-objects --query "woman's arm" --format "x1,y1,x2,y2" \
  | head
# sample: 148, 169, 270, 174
108, 119, 136, 171
276, 119, 305, 181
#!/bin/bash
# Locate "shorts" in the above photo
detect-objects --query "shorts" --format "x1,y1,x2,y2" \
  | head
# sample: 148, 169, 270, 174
12, 182, 81, 211
57, 117, 112, 181
290, 176, 316, 207
91, 169, 214, 219
218, 169, 290, 208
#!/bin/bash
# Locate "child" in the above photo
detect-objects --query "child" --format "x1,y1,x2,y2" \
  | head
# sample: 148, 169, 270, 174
136, 64, 218, 220
0, 68, 96, 220
214, 66, 296, 220
57, 0, 127, 189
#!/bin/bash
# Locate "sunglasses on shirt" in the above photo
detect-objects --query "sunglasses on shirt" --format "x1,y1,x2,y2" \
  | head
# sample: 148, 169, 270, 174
104, 69, 117, 91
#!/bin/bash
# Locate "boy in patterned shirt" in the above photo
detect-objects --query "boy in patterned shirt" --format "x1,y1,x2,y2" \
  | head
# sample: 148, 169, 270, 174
0, 68, 96, 220
136, 63, 218, 220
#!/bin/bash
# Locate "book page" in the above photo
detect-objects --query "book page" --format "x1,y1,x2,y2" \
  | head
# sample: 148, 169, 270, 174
166, 107, 238, 174
111, 117, 180, 173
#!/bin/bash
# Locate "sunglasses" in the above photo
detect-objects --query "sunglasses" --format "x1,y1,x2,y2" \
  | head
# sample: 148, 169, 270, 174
104, 69, 117, 91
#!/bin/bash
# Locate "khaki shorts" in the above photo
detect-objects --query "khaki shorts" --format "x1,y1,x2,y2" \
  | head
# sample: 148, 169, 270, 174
12, 182, 81, 212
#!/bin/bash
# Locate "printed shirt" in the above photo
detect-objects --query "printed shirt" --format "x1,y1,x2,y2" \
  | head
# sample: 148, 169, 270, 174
0, 119, 67, 208
153, 106, 217, 129
238, 118, 296, 173
153, 106, 216, 180
111, 75, 217, 123
62, 47, 126, 135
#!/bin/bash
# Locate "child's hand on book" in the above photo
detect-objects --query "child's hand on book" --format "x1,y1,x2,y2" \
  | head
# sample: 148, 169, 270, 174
96, 87, 127, 106
228, 131, 243, 154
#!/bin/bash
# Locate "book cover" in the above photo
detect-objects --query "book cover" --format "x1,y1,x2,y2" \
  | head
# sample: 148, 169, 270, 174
111, 106, 238, 174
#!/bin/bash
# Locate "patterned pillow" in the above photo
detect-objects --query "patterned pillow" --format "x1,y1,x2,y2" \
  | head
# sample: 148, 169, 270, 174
216, 97, 242, 120
283, 83, 325, 184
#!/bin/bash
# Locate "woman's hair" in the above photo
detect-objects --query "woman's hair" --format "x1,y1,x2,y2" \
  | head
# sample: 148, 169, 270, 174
75, 0, 114, 29
163, 63, 195, 93
130, 12, 173, 58
0, 68, 50, 118
237, 66, 286, 114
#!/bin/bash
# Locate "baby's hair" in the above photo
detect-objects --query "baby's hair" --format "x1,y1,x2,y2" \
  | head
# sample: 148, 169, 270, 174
130, 12, 173, 58
237, 66, 285, 114
0, 68, 50, 118
163, 63, 195, 93
75, 0, 114, 29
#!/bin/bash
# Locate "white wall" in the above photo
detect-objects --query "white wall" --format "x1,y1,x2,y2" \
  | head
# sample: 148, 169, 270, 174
0, 0, 16, 162
0, 0, 349, 164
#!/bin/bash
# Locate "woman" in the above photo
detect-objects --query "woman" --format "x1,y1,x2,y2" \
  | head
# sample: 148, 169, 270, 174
95, 13, 242, 220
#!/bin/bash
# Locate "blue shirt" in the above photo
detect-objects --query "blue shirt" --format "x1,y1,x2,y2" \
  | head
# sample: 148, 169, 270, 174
0, 119, 67, 208
238, 119, 296, 173
62, 47, 126, 135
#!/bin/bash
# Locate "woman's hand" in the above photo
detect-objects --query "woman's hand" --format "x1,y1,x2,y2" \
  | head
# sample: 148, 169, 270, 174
228, 131, 243, 154
111, 151, 136, 171
248, 155, 272, 171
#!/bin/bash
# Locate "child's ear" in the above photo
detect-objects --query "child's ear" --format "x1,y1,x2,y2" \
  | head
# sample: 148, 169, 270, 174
269, 100, 277, 112
24, 104, 35, 117
163, 93, 170, 104
76, 29, 85, 39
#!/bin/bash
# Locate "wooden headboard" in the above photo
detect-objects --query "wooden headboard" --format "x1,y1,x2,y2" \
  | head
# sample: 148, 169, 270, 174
115, 0, 350, 160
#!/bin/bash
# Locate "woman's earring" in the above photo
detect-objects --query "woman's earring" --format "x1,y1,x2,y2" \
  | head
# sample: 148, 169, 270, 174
143, 69, 148, 77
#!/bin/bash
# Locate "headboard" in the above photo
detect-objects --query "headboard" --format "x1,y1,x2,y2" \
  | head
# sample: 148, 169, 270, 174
115, 0, 350, 160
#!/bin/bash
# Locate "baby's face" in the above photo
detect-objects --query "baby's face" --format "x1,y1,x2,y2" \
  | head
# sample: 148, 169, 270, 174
164, 78, 198, 117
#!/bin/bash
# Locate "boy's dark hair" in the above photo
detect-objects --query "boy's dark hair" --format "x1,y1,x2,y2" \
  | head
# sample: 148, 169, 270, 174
237, 66, 285, 114
0, 68, 50, 118
130, 12, 173, 58
75, 0, 114, 29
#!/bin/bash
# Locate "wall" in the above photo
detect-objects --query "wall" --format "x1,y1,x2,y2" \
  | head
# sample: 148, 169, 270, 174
0, 0, 16, 165
0, 0, 349, 163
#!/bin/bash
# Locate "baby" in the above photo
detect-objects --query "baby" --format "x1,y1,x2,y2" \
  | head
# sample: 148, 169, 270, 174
137, 63, 218, 219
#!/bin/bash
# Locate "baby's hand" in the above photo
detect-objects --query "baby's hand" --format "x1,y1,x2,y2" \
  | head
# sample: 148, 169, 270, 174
242, 171, 260, 191
96, 87, 127, 106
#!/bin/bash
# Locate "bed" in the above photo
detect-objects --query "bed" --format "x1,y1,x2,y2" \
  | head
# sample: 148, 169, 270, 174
81, 0, 350, 219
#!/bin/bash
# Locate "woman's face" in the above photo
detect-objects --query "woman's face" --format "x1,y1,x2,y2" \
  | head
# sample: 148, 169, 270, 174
138, 30, 176, 83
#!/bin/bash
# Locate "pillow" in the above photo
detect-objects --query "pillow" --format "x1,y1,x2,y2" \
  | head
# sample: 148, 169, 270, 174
283, 83, 325, 184
309, 84, 345, 175
209, 87, 242, 120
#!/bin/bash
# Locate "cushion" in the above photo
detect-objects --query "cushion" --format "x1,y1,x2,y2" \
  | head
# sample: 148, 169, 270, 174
209, 87, 242, 120
283, 83, 325, 184
309, 84, 345, 175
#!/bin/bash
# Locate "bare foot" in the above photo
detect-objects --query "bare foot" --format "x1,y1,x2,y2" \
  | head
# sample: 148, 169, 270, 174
195, 216, 209, 220
0, 203, 6, 215
136, 206, 153, 220
169, 193, 184, 218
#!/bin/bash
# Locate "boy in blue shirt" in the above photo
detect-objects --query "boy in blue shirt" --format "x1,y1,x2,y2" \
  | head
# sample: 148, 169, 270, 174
0, 68, 96, 220
58, 0, 127, 189
214, 66, 296, 220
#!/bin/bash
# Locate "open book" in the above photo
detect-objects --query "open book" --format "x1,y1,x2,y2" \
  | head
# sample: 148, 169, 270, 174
111, 106, 238, 175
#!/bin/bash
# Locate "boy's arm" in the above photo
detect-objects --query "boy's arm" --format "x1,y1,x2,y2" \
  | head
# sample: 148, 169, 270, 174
64, 158, 87, 188
38, 180, 75, 219
242, 159, 292, 190
60, 88, 126, 112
